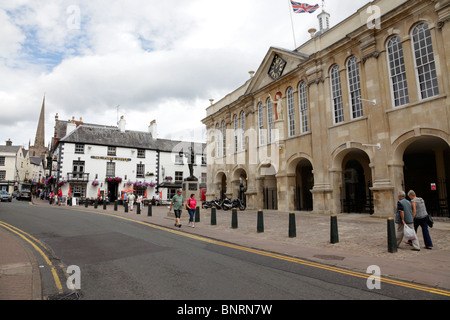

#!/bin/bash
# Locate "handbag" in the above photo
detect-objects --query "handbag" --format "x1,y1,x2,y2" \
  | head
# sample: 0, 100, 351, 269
427, 215, 434, 228
403, 224, 417, 241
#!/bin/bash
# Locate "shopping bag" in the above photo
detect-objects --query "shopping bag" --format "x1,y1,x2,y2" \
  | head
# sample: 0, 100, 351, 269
403, 224, 416, 241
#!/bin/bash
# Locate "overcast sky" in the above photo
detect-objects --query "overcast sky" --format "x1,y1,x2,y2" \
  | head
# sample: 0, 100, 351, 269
0, 0, 373, 148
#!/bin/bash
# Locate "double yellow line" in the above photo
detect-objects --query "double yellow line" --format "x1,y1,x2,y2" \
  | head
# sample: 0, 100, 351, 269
0, 221, 65, 294
82, 209, 450, 298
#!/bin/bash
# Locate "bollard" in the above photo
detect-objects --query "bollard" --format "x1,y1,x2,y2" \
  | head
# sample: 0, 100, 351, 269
211, 207, 217, 225
114, 200, 118, 211
124, 201, 128, 213
137, 203, 141, 215
257, 210, 264, 233
231, 209, 238, 229
330, 215, 339, 244
94, 200, 98, 209
289, 212, 296, 238
103, 201, 107, 210
195, 207, 200, 223
148, 204, 152, 216
387, 217, 397, 253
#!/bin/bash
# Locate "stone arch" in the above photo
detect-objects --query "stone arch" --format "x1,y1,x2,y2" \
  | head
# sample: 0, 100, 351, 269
331, 144, 374, 213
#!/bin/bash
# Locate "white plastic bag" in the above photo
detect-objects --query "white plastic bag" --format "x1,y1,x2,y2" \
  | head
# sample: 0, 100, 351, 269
403, 224, 416, 241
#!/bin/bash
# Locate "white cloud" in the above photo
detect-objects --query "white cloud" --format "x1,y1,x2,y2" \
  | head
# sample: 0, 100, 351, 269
0, 0, 373, 147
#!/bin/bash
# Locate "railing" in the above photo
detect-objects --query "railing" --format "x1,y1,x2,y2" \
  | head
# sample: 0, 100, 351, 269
67, 172, 90, 182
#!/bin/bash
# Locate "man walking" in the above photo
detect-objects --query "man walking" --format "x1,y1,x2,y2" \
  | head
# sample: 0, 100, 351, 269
395, 191, 420, 251
128, 192, 136, 211
169, 189, 184, 228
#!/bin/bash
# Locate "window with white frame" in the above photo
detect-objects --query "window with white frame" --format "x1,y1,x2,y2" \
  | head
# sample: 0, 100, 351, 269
240, 111, 245, 151
258, 103, 264, 146
222, 121, 226, 156
287, 87, 295, 137
175, 171, 183, 182
0, 170, 5, 180
387, 35, 410, 107
347, 56, 363, 119
215, 123, 221, 157
267, 98, 274, 143
75, 144, 85, 154
412, 22, 439, 99
175, 153, 184, 164
0, 156, 5, 166
107, 146, 116, 156
330, 64, 344, 124
137, 149, 145, 158
136, 163, 145, 178
298, 81, 309, 133
233, 114, 238, 153
106, 162, 115, 177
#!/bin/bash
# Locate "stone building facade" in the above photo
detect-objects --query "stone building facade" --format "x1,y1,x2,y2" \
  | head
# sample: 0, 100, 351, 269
202, 0, 450, 217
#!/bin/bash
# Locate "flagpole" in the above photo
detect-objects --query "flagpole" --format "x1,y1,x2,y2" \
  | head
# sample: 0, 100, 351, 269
287, 0, 297, 48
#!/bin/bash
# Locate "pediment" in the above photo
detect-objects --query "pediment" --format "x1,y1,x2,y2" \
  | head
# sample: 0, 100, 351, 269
245, 47, 309, 95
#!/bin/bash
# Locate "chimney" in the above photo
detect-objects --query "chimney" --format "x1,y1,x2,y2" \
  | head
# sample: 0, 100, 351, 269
149, 120, 157, 140
118, 116, 126, 133
66, 116, 77, 136
6, 139, 12, 146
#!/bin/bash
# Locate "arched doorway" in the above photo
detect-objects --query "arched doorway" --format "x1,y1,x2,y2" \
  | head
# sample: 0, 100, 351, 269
221, 174, 227, 200
341, 150, 373, 214
295, 159, 314, 211
403, 137, 449, 216
259, 163, 277, 210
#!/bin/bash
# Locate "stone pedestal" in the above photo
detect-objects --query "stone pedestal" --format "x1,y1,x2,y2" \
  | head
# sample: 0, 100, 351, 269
182, 177, 199, 201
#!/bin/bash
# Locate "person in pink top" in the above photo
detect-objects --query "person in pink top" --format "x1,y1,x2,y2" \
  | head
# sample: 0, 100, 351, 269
186, 194, 197, 228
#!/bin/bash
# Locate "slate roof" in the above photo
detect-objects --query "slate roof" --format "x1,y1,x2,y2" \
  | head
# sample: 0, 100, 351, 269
0, 146, 21, 154
29, 156, 43, 166
60, 125, 206, 154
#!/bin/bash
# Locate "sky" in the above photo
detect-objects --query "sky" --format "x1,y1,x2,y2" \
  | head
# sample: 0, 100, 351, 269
0, 0, 373, 148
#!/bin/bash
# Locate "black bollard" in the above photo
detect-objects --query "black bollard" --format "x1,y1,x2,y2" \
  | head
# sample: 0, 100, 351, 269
103, 201, 106, 210
195, 207, 200, 222
85, 199, 88, 208
231, 209, 238, 229
137, 203, 141, 215
387, 217, 397, 253
289, 212, 296, 238
94, 200, 98, 209
124, 201, 128, 213
330, 215, 339, 244
114, 200, 118, 211
211, 207, 217, 225
257, 210, 264, 233
148, 204, 152, 216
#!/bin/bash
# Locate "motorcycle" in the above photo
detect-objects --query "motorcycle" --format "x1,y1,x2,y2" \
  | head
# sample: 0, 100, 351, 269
221, 198, 233, 211
202, 198, 245, 211
202, 198, 223, 210
232, 198, 246, 211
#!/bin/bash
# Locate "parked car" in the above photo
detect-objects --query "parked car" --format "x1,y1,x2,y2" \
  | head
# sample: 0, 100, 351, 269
0, 190, 12, 202
17, 190, 31, 201
12, 190, 20, 198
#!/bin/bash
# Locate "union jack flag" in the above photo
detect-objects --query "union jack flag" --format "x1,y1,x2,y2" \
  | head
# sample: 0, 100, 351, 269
290, 1, 320, 14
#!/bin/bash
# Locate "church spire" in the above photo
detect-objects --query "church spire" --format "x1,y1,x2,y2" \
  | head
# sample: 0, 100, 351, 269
34, 95, 46, 148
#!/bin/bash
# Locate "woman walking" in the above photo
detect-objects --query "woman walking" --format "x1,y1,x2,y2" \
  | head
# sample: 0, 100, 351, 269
186, 194, 197, 228
408, 190, 433, 249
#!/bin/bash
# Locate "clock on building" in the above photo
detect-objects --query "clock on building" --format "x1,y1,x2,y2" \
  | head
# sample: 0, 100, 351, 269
268, 54, 286, 80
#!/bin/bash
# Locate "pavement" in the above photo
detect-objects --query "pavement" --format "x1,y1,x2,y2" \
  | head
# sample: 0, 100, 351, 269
1, 198, 450, 300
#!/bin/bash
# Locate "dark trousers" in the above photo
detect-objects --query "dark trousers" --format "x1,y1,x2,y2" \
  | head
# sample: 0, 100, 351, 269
414, 217, 433, 248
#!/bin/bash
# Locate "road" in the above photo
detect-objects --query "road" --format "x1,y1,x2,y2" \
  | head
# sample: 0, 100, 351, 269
0, 200, 448, 302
